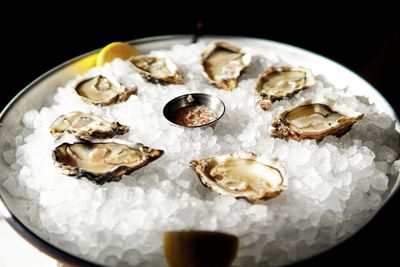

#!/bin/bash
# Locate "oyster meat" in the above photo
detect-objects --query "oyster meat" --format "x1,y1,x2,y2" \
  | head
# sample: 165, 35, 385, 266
271, 98, 364, 142
201, 41, 251, 90
49, 111, 129, 141
256, 66, 316, 110
74, 74, 136, 105
129, 55, 184, 84
52, 142, 164, 184
190, 152, 286, 203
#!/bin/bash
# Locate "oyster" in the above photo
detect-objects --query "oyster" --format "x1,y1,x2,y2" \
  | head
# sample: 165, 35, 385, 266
74, 74, 136, 105
201, 41, 251, 90
49, 111, 129, 141
256, 66, 316, 110
271, 98, 364, 142
52, 142, 164, 184
190, 152, 286, 203
129, 55, 184, 84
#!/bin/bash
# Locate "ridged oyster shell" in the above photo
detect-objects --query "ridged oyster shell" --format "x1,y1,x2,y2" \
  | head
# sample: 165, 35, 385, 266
73, 73, 136, 105
190, 152, 287, 203
49, 111, 129, 141
52, 141, 164, 184
201, 41, 251, 90
129, 55, 184, 84
270, 98, 364, 142
256, 66, 316, 110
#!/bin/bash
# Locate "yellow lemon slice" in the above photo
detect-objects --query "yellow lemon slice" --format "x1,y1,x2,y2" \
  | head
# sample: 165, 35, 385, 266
96, 42, 140, 66
74, 52, 98, 74
164, 231, 239, 267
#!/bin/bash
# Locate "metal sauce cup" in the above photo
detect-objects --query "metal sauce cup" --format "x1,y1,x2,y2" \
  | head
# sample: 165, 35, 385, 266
163, 93, 225, 128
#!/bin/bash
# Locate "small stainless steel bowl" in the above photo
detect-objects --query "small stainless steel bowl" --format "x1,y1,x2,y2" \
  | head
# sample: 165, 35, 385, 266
163, 93, 225, 128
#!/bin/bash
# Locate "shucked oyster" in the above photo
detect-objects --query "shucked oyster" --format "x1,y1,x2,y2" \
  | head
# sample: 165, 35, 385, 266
190, 152, 287, 203
256, 66, 316, 110
129, 55, 184, 84
50, 111, 129, 141
52, 142, 164, 184
74, 73, 136, 106
201, 41, 251, 90
271, 98, 364, 142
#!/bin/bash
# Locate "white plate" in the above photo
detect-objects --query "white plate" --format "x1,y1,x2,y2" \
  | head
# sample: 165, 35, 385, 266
0, 35, 398, 266
0, 218, 56, 266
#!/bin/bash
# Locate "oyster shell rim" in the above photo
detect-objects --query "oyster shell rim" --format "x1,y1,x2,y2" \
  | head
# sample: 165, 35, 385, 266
128, 55, 184, 85
73, 72, 137, 106
49, 111, 130, 141
190, 152, 287, 204
270, 97, 365, 142
52, 141, 164, 185
201, 41, 252, 90
255, 66, 316, 110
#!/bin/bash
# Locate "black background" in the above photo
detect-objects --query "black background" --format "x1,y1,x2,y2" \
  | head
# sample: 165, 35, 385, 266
2, 3, 400, 267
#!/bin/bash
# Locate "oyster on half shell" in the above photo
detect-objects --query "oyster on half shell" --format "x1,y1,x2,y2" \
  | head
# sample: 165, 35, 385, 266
49, 111, 129, 141
190, 152, 287, 203
270, 98, 364, 142
74, 73, 136, 106
256, 66, 316, 110
201, 41, 251, 90
129, 55, 184, 84
52, 142, 164, 184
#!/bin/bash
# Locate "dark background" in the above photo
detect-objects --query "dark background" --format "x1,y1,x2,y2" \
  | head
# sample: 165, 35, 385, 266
2, 4, 400, 267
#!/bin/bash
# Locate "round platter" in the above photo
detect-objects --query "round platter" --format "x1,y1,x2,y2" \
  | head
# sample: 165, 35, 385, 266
0, 35, 399, 266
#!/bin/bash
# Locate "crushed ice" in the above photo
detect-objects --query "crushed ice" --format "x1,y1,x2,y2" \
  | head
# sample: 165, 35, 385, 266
2, 42, 400, 266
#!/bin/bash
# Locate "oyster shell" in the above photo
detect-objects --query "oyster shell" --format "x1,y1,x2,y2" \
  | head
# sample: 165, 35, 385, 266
201, 41, 251, 90
74, 73, 136, 105
52, 142, 164, 184
256, 66, 316, 110
49, 111, 129, 141
190, 152, 286, 203
271, 98, 364, 142
129, 55, 184, 84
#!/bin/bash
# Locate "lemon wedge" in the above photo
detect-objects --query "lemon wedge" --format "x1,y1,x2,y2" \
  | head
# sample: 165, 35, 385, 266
164, 230, 239, 267
96, 42, 139, 66
73, 53, 98, 74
